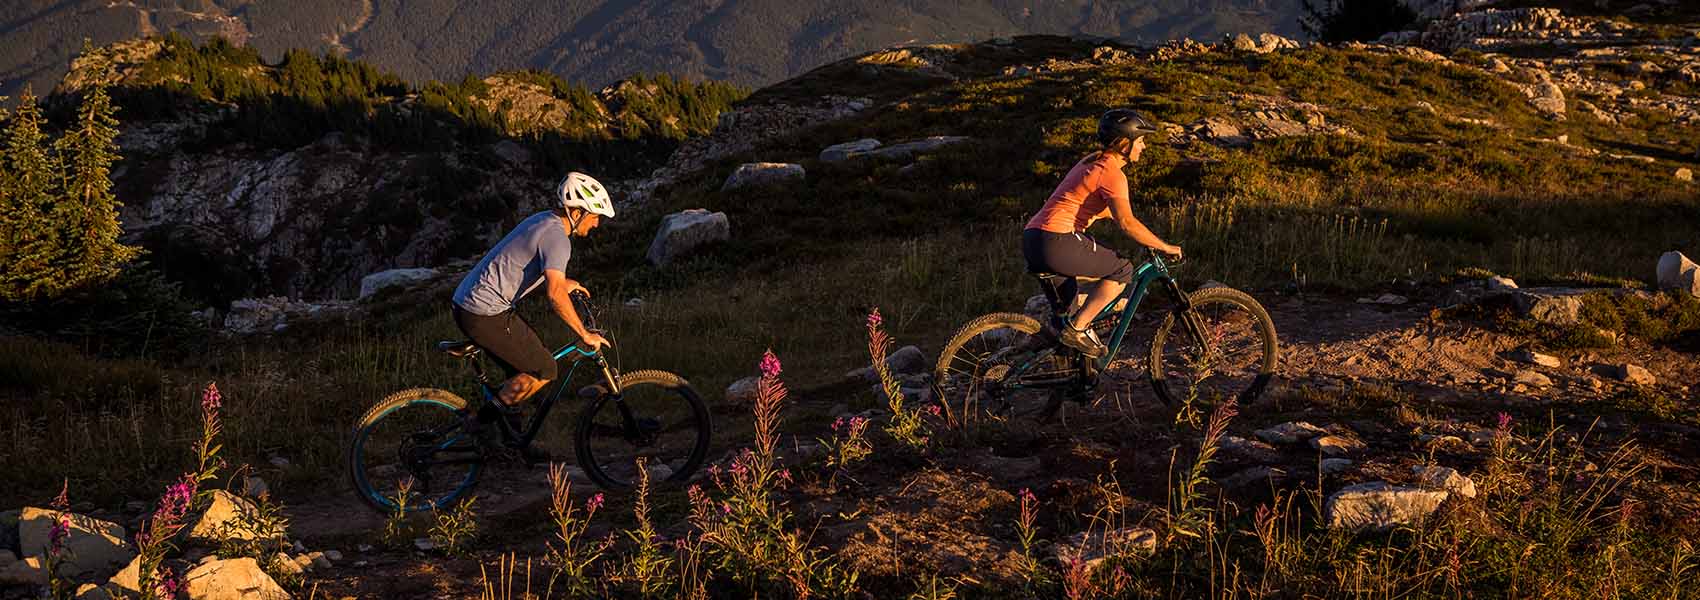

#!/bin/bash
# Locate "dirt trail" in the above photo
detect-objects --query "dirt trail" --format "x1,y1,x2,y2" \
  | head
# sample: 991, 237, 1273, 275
276, 292, 1699, 595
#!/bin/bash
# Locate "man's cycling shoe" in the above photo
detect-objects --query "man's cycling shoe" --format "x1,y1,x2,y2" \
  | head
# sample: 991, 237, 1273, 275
1058, 325, 1106, 358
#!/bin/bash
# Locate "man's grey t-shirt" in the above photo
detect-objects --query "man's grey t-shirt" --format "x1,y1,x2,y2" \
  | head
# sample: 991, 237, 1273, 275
453, 211, 572, 316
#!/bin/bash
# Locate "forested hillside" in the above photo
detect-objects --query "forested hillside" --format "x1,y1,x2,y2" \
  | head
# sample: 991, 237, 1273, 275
2, 0, 1303, 98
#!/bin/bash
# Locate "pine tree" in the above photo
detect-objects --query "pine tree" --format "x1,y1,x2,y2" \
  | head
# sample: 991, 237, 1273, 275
52, 82, 140, 292
0, 87, 62, 301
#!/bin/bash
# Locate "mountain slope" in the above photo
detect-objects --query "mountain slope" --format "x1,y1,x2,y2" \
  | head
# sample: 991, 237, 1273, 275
1, 0, 1303, 98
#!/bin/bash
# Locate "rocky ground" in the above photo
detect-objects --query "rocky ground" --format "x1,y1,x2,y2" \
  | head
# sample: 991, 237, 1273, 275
11, 274, 1689, 598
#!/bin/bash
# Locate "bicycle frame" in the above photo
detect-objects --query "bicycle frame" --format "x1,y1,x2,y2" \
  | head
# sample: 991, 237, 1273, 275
471, 341, 623, 449
1002, 253, 1191, 391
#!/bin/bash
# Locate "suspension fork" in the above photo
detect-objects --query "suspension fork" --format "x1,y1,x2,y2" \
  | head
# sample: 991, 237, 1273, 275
1163, 277, 1217, 360
592, 355, 647, 441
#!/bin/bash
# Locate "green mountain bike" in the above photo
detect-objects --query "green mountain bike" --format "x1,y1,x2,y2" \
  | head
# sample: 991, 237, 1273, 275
935, 248, 1279, 421
348, 292, 712, 513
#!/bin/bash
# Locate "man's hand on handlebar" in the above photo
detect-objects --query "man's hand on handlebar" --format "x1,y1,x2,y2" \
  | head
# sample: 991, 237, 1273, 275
1148, 244, 1183, 262
580, 331, 612, 353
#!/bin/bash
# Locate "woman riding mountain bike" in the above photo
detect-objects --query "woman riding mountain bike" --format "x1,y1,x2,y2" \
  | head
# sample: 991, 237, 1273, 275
1025, 109, 1182, 358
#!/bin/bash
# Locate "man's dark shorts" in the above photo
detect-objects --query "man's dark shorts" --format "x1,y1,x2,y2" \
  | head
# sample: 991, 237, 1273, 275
1022, 228, 1135, 284
452, 305, 559, 381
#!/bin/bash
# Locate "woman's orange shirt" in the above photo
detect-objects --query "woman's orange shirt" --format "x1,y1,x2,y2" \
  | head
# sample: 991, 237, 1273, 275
1025, 153, 1129, 234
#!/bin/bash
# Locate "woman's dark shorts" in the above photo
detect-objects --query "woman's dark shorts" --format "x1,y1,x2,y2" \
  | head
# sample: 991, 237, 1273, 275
452, 305, 560, 381
1022, 228, 1135, 284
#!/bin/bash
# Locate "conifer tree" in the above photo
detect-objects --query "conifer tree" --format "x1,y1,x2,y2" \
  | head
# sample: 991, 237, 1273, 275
52, 81, 140, 291
0, 87, 62, 300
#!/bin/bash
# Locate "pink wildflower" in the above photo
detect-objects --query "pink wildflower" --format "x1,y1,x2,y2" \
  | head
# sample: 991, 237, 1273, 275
586, 493, 605, 513
1495, 412, 1513, 431
832, 417, 845, 432
1019, 487, 1035, 503
201, 382, 222, 414
867, 308, 883, 329
720, 502, 732, 515
759, 350, 783, 378
777, 469, 792, 484
925, 404, 942, 417
154, 567, 181, 599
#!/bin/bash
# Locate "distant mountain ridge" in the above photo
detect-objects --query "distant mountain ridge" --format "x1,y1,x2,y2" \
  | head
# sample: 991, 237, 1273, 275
1, 0, 1303, 97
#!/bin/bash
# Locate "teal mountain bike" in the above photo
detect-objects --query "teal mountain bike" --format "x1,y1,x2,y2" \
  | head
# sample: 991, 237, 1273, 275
935, 248, 1279, 421
348, 292, 711, 512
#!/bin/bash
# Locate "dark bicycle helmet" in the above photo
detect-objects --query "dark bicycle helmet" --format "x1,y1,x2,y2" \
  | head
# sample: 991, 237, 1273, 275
1096, 109, 1157, 147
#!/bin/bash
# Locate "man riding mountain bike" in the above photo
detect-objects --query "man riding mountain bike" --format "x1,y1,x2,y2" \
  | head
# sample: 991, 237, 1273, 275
451, 172, 615, 420
1024, 109, 1184, 358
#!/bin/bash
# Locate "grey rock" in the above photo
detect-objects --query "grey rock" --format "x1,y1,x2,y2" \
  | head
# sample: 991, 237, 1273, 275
1656, 251, 1699, 297
1320, 458, 1355, 475
242, 476, 269, 499
646, 209, 730, 266
1487, 275, 1518, 291
1513, 288, 1588, 324
413, 538, 436, 551
1357, 293, 1408, 305
1220, 435, 1283, 463
1678, 168, 1693, 182
1255, 421, 1328, 445
1325, 482, 1449, 531
865, 136, 973, 161
18, 508, 134, 583
724, 376, 760, 406
819, 139, 882, 162
1603, 363, 1656, 386
1513, 370, 1553, 388
1053, 527, 1157, 572
722, 162, 805, 191
1510, 348, 1561, 368
74, 583, 115, 600
267, 554, 303, 578
1413, 465, 1478, 499
886, 345, 927, 375
0, 552, 45, 586
1312, 434, 1367, 457
1220, 466, 1287, 488
358, 267, 438, 299
186, 491, 274, 545
307, 551, 331, 570
183, 557, 290, 600
984, 455, 1045, 480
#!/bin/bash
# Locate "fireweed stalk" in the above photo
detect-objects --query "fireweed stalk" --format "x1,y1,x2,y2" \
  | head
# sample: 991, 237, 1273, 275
866, 309, 929, 450
545, 463, 610, 597
136, 382, 227, 600
45, 480, 72, 600
688, 351, 858, 597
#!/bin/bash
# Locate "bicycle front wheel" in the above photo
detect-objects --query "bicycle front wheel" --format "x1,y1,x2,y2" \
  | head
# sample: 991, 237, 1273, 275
934, 312, 1070, 424
574, 370, 711, 490
1147, 287, 1279, 407
348, 388, 485, 513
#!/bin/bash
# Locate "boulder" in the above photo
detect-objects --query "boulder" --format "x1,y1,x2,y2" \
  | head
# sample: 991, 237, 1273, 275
1678, 168, 1693, 182
185, 491, 271, 545
724, 376, 759, 406
1413, 465, 1478, 499
1657, 251, 1699, 297
107, 555, 140, 596
1602, 363, 1656, 386
1219, 466, 1287, 488
1513, 370, 1553, 388
1220, 435, 1282, 463
1320, 458, 1355, 475
1254, 421, 1328, 445
886, 345, 928, 375
865, 136, 973, 161
75, 583, 116, 600
1513, 288, 1587, 324
1325, 482, 1449, 531
0, 552, 45, 586
1053, 527, 1156, 572
1527, 80, 1566, 120
646, 209, 730, 266
18, 508, 134, 582
1487, 275, 1518, 292
358, 268, 437, 299
1510, 348, 1561, 368
721, 162, 804, 191
183, 557, 290, 600
1311, 435, 1366, 457
819, 139, 882, 162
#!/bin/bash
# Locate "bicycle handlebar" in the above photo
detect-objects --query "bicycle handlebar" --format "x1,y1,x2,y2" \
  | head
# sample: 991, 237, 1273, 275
568, 290, 600, 333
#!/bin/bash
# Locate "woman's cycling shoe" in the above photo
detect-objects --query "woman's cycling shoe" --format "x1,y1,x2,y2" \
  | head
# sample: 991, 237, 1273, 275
1058, 325, 1106, 358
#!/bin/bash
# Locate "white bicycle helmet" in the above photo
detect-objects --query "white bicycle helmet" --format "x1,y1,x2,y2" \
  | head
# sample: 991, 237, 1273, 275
557, 172, 615, 218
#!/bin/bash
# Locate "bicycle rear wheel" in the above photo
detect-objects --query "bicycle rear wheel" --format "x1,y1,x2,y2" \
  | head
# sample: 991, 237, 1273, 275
1147, 287, 1279, 407
574, 370, 711, 490
348, 388, 485, 513
934, 312, 1072, 425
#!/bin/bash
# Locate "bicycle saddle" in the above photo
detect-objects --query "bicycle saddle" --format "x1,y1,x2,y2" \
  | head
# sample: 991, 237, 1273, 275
434, 340, 481, 358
